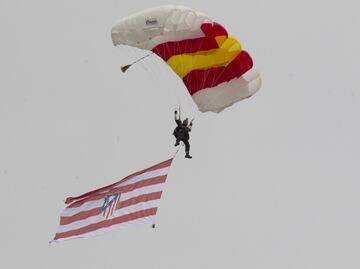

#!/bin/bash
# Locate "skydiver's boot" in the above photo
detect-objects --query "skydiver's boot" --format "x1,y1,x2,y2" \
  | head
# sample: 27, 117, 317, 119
185, 152, 192, 159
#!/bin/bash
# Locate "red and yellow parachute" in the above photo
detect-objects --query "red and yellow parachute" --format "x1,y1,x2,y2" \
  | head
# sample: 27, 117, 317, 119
111, 5, 261, 113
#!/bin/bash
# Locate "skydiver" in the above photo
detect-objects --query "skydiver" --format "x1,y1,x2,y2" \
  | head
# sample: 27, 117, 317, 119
173, 109, 193, 159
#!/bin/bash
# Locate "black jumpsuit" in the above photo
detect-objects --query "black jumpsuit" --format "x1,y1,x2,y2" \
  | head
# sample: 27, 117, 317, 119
173, 119, 192, 156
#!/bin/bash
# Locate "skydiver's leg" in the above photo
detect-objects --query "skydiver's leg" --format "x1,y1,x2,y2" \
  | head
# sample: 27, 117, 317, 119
174, 134, 180, 146
174, 138, 180, 147
183, 139, 192, 158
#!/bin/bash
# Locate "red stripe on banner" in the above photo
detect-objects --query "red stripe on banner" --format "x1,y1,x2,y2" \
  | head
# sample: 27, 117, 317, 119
183, 50, 253, 95
117, 192, 162, 210
60, 192, 162, 225
61, 208, 100, 225
152, 37, 220, 62
66, 176, 167, 209
54, 208, 157, 240
65, 159, 172, 205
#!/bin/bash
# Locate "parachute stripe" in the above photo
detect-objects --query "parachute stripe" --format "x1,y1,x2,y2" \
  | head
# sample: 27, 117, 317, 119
165, 38, 241, 79
151, 22, 228, 61
200, 22, 228, 37
152, 37, 221, 62
192, 69, 261, 112
183, 51, 253, 95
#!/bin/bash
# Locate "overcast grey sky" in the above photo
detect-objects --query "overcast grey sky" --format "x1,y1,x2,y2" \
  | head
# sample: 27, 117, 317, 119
1, 0, 359, 268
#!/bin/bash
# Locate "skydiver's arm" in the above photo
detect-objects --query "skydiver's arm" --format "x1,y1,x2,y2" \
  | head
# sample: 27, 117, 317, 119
174, 110, 181, 125
188, 121, 193, 131
175, 107, 182, 120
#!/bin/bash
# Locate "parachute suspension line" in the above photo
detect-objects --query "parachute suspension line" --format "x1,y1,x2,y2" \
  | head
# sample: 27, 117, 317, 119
129, 48, 163, 95
175, 37, 202, 120
212, 57, 230, 88
136, 44, 180, 112
178, 37, 197, 118
142, 53, 160, 82
123, 49, 169, 111
204, 60, 233, 113
186, 38, 194, 105
149, 53, 177, 107
172, 43, 198, 122
141, 57, 168, 102
201, 42, 212, 95
179, 38, 190, 112
121, 52, 154, 73
164, 41, 181, 110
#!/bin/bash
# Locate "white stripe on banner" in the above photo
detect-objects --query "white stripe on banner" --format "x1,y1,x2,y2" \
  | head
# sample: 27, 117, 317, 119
57, 200, 160, 233
114, 167, 170, 188
61, 183, 165, 217
53, 215, 156, 242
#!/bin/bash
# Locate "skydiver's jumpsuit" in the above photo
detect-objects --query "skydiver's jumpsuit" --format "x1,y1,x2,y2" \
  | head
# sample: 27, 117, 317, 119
173, 113, 192, 157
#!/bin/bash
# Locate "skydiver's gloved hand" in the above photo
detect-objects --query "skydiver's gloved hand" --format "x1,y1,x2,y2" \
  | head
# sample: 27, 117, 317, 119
174, 110, 178, 115
189, 119, 194, 128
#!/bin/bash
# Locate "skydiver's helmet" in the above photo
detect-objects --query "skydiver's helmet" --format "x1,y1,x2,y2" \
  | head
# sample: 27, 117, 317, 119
182, 118, 189, 126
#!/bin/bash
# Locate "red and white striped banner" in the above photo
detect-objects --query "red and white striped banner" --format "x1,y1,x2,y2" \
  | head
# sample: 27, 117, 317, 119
52, 158, 173, 242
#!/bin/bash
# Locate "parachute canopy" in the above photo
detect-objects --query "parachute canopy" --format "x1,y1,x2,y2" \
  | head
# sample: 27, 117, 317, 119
111, 5, 261, 113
